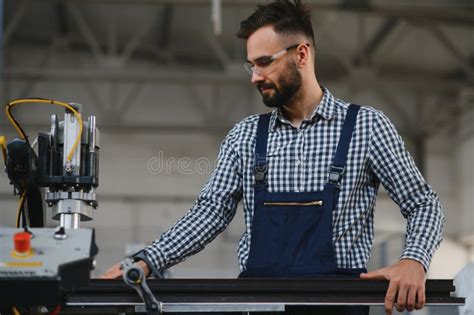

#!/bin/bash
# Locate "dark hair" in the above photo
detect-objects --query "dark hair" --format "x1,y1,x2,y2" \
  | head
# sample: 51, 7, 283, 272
236, 0, 315, 46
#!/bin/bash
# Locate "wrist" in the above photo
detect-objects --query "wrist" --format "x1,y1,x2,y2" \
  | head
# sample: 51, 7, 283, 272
130, 249, 163, 278
400, 258, 426, 273
136, 260, 151, 277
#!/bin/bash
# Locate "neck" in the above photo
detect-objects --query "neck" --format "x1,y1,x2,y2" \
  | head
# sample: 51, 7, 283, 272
282, 76, 323, 128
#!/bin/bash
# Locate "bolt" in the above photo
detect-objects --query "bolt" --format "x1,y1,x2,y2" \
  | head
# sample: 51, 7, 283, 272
126, 269, 141, 282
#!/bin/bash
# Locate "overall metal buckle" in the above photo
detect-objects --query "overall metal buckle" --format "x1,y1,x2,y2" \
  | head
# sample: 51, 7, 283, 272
328, 165, 345, 188
254, 164, 268, 184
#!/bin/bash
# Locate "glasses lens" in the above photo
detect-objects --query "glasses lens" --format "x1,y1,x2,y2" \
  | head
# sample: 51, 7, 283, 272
255, 56, 274, 68
244, 62, 254, 75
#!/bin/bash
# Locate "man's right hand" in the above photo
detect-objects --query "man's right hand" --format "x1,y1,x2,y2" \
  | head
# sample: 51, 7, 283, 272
99, 260, 151, 279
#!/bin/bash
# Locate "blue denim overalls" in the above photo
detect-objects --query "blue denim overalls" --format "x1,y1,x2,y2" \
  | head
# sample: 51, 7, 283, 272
240, 104, 369, 315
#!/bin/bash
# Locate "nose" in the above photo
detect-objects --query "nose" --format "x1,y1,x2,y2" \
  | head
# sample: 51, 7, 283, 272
251, 70, 265, 84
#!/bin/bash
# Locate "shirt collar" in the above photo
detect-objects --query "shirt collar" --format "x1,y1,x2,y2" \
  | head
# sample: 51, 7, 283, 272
269, 86, 336, 131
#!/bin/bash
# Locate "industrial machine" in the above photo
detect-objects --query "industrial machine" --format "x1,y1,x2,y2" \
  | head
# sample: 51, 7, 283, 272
0, 99, 99, 312
2, 100, 99, 229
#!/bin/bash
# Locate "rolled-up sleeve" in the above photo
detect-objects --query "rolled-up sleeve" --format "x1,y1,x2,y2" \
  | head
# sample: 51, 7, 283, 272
144, 125, 243, 272
368, 111, 445, 271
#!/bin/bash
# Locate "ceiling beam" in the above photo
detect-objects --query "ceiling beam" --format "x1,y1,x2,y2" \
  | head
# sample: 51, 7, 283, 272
65, 2, 105, 62
55, 0, 70, 37
427, 25, 474, 82
0, 122, 231, 135
120, 10, 159, 64
62, 0, 474, 21
158, 5, 174, 50
3, 0, 30, 46
353, 17, 400, 66
4, 65, 469, 91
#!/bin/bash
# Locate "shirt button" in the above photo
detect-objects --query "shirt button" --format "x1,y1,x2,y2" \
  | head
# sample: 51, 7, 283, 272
296, 160, 301, 166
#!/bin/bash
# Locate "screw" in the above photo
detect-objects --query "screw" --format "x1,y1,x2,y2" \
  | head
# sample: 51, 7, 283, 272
126, 269, 141, 282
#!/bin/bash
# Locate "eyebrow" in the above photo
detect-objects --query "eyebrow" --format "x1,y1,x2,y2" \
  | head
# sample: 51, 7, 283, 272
246, 55, 271, 64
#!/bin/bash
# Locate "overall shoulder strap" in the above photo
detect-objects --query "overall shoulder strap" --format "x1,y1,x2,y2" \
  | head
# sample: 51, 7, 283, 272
327, 104, 361, 188
254, 113, 271, 187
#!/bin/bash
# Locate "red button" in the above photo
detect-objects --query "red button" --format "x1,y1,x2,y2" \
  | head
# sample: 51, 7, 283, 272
14, 232, 31, 254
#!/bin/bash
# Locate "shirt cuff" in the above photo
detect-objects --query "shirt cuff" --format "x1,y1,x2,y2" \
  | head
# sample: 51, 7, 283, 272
131, 249, 164, 278
399, 245, 432, 272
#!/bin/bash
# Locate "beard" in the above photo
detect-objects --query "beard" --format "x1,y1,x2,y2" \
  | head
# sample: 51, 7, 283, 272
258, 61, 302, 109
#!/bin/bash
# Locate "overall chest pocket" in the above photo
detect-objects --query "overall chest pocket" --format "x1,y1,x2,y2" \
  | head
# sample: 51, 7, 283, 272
252, 193, 333, 268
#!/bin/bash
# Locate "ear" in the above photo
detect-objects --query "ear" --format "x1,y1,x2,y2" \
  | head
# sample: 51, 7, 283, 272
297, 43, 311, 68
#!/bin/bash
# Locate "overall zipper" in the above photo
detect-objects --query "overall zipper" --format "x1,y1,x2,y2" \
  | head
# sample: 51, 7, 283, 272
263, 200, 323, 206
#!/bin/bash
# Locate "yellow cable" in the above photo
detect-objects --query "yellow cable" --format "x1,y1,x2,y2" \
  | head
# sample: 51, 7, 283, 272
16, 192, 27, 228
5, 99, 83, 162
0, 136, 6, 165
12, 306, 21, 315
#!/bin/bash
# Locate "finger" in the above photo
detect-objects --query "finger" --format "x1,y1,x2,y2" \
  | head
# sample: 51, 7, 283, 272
99, 264, 123, 279
415, 285, 426, 310
107, 270, 121, 278
360, 268, 387, 280
385, 279, 398, 315
396, 283, 408, 313
98, 270, 119, 279
406, 285, 417, 312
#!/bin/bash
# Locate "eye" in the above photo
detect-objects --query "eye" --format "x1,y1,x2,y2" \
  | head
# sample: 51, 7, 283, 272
255, 57, 273, 68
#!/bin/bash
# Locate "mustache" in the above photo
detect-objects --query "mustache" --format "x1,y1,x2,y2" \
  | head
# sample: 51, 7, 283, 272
257, 83, 276, 91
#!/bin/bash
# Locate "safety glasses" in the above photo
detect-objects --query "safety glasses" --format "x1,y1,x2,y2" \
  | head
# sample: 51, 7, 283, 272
244, 43, 309, 75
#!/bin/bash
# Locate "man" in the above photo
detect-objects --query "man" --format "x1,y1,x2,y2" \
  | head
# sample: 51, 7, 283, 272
102, 1, 444, 314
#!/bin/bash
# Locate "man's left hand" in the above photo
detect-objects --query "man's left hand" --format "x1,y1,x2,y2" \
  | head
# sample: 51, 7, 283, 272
360, 259, 426, 314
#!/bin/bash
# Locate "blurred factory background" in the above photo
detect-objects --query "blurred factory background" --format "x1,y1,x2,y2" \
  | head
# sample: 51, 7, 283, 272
0, 0, 472, 307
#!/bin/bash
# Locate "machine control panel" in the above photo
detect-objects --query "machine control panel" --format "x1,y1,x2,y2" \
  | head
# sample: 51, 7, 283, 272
0, 228, 95, 278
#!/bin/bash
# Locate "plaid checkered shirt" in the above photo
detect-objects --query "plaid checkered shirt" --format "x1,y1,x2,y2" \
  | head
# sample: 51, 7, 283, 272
144, 87, 444, 273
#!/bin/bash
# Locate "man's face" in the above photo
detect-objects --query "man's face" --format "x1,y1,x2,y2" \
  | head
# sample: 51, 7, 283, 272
259, 60, 302, 108
246, 26, 302, 108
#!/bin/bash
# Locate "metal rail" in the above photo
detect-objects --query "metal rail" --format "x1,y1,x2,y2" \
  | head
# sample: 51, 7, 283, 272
63, 278, 464, 313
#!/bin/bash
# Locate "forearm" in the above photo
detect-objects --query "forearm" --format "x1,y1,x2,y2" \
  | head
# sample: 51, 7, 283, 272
399, 191, 444, 270
369, 110, 445, 271
143, 198, 236, 271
